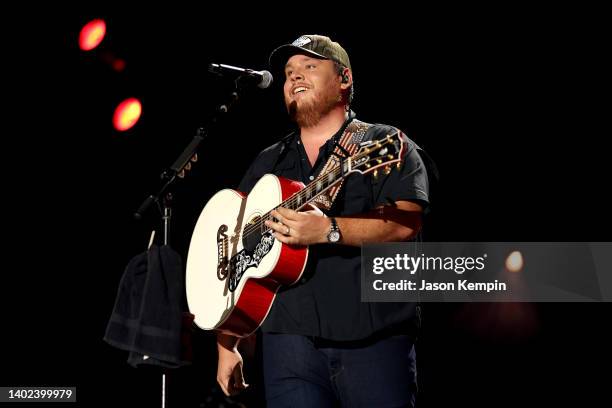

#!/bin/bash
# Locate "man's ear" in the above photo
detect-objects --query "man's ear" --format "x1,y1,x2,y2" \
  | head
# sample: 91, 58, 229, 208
340, 68, 352, 89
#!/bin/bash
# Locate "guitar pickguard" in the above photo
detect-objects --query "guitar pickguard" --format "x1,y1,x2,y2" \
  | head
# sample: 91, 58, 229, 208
228, 232, 275, 292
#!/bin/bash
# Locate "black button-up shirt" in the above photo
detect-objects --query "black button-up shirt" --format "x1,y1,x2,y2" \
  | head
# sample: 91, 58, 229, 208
238, 115, 430, 341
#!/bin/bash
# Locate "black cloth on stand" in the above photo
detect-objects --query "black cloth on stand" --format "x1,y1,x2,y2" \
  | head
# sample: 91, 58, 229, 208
104, 244, 193, 368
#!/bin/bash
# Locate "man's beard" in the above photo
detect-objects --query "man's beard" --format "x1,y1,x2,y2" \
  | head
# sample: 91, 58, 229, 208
286, 87, 340, 128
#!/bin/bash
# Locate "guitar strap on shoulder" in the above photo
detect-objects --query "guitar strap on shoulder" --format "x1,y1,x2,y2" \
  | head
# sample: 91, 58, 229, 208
312, 119, 372, 211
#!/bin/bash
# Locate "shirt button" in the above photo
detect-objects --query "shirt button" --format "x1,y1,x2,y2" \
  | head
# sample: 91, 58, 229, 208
309, 175, 314, 180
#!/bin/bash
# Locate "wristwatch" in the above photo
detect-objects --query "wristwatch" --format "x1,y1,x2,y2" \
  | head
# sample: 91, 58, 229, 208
327, 217, 342, 243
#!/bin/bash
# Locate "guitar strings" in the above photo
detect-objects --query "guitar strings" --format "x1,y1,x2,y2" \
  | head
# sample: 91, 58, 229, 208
241, 164, 344, 239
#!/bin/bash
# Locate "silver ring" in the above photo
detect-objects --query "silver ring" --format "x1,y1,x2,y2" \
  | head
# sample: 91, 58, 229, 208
285, 226, 290, 235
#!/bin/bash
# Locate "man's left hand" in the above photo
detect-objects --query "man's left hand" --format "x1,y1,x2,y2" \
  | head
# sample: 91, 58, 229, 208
265, 206, 330, 246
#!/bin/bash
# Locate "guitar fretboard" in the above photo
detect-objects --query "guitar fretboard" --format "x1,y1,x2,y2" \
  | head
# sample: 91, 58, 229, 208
260, 159, 350, 229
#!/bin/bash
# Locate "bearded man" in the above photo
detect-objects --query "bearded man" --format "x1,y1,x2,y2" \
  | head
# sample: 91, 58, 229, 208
216, 34, 431, 408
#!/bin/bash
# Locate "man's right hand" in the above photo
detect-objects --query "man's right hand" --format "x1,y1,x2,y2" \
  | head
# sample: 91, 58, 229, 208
216, 333, 249, 396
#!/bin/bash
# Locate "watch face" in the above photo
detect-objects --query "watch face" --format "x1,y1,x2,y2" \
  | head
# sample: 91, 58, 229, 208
328, 230, 341, 242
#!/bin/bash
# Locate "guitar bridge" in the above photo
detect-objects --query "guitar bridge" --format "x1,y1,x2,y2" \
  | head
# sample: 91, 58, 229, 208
217, 225, 229, 280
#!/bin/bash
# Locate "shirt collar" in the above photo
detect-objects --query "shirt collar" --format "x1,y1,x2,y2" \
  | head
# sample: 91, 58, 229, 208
288, 110, 357, 151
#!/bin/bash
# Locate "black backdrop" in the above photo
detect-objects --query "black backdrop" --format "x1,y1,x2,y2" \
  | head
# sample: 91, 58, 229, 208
3, 6, 610, 407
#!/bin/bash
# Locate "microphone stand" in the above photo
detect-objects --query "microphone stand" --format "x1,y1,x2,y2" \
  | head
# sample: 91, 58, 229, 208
134, 85, 243, 221
133, 75, 258, 408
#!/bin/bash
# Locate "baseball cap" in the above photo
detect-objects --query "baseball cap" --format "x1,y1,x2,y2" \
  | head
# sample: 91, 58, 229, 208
269, 34, 351, 74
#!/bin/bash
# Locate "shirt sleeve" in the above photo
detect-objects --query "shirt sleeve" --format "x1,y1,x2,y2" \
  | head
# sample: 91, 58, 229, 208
371, 129, 430, 211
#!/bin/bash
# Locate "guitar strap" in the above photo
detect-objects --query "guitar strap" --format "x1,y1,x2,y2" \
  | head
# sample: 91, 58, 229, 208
311, 119, 372, 211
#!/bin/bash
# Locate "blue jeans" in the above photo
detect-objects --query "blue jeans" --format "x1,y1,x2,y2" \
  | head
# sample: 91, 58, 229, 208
261, 332, 417, 407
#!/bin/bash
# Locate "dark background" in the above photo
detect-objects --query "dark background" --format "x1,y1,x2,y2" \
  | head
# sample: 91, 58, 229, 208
3, 6, 610, 407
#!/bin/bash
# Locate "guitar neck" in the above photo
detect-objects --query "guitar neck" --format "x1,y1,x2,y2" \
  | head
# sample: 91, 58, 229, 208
259, 159, 350, 226
286, 160, 350, 211
259, 131, 403, 227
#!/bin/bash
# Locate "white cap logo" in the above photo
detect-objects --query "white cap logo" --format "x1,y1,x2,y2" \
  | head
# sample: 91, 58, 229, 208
292, 36, 312, 47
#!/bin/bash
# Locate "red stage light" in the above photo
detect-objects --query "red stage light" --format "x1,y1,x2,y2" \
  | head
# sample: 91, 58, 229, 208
79, 19, 106, 51
113, 98, 142, 131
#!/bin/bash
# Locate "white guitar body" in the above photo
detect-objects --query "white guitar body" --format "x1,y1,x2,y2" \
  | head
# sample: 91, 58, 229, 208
186, 174, 308, 337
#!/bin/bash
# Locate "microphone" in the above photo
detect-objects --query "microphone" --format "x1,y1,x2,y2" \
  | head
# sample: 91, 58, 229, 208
208, 63, 273, 89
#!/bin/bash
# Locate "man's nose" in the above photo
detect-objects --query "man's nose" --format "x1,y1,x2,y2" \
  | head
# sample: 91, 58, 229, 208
289, 70, 304, 81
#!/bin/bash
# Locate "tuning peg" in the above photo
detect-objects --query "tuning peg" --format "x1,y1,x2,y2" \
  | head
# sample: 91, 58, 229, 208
396, 162, 402, 169
185, 162, 192, 171
373, 169, 378, 178
387, 154, 395, 160
191, 153, 198, 162
384, 166, 391, 175
365, 163, 371, 168
376, 158, 382, 164
178, 170, 185, 178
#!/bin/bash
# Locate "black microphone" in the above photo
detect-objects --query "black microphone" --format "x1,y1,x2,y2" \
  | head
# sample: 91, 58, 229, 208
208, 63, 273, 89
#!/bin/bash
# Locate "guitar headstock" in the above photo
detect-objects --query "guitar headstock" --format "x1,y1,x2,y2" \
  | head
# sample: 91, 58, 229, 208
350, 132, 405, 176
